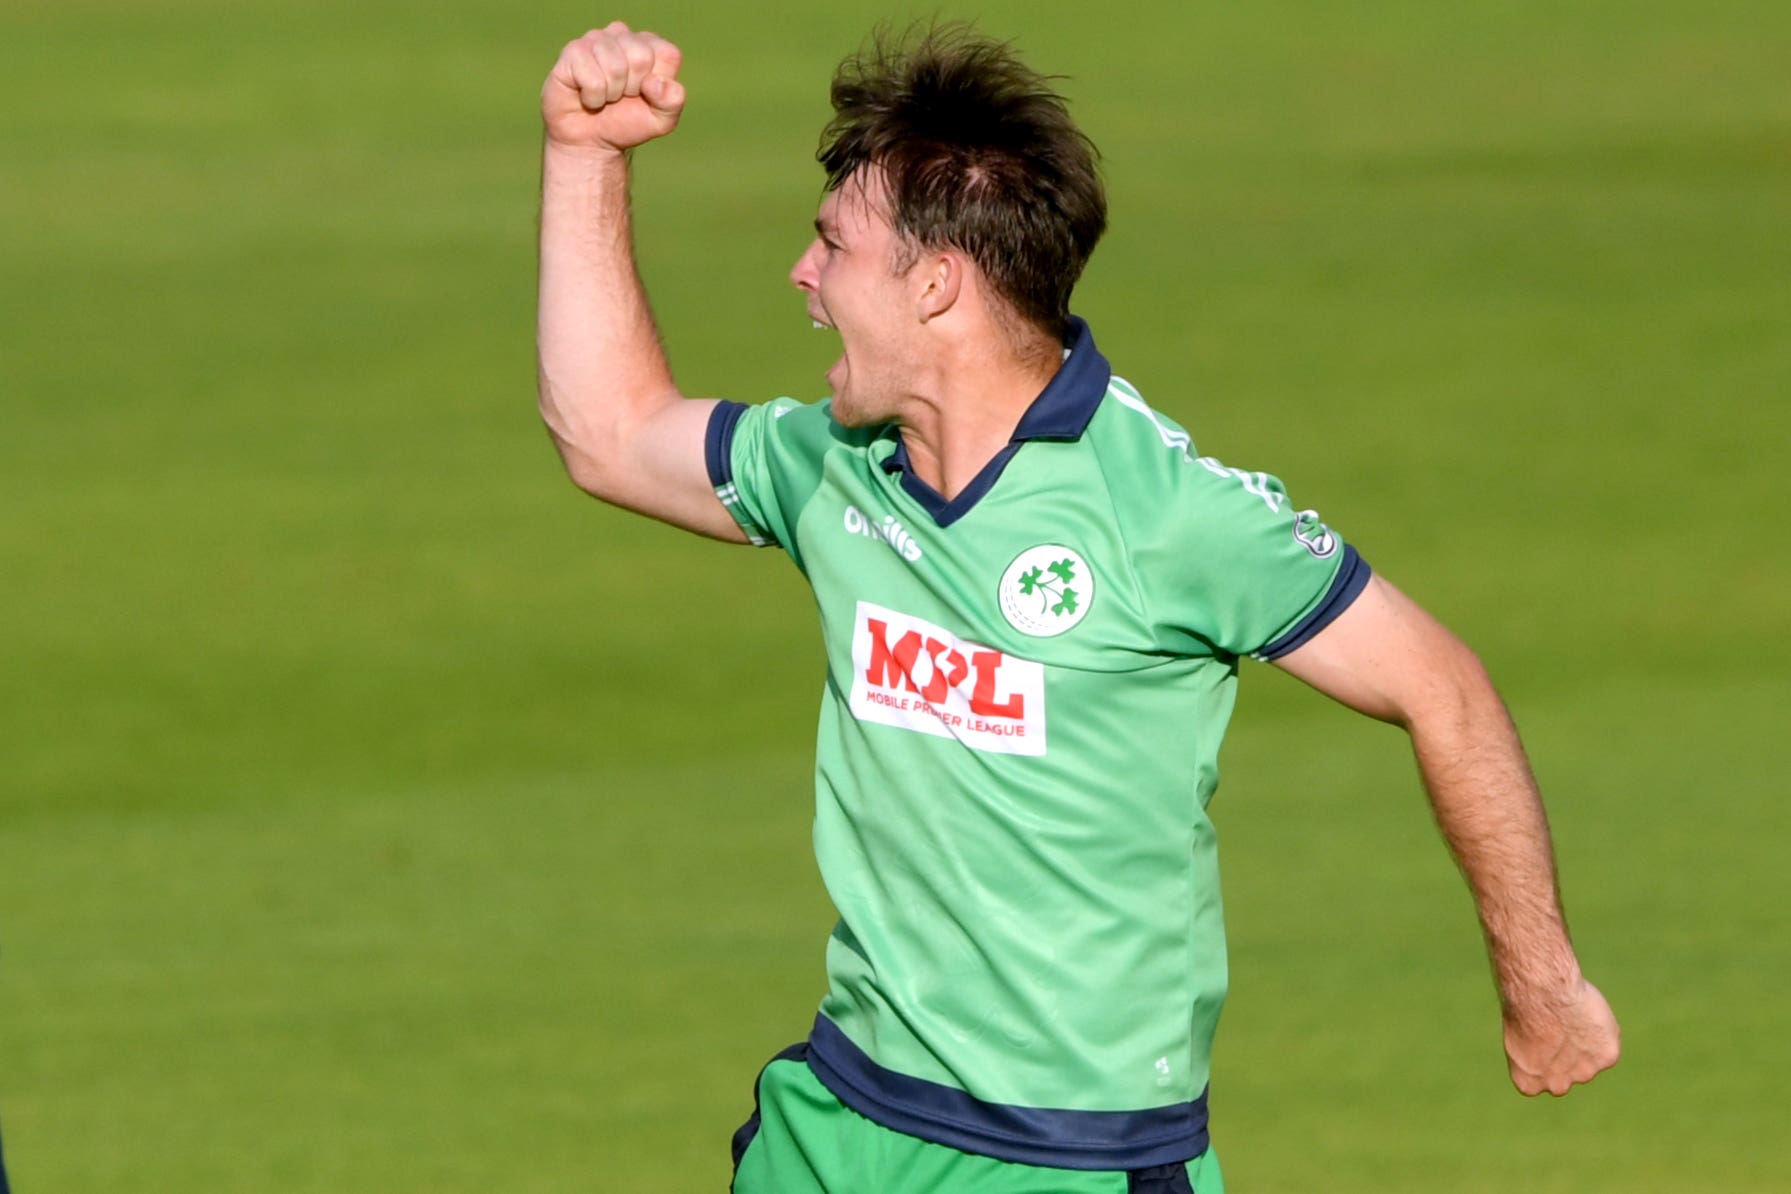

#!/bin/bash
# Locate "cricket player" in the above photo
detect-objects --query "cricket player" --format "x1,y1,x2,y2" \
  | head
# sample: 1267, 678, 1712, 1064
536, 21, 1621, 1192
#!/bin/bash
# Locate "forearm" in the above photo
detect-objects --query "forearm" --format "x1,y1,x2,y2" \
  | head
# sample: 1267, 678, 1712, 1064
536, 142, 679, 494
1405, 652, 1580, 1016
1276, 575, 1618, 1092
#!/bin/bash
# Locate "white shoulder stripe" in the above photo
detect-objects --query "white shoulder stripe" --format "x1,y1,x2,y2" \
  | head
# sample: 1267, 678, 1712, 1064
1107, 378, 1194, 462
1107, 380, 1288, 512
715, 483, 771, 546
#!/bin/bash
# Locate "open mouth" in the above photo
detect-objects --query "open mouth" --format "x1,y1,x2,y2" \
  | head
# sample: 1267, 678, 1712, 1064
805, 308, 843, 394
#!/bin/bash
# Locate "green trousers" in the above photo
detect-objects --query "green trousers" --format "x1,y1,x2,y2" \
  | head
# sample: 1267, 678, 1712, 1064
731, 1048, 1224, 1194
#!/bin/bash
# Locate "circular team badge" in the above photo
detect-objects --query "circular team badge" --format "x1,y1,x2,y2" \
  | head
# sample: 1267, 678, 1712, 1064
1292, 509, 1339, 559
999, 544, 1094, 637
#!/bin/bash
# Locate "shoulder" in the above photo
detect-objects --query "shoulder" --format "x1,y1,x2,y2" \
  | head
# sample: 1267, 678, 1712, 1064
711, 395, 887, 474
1086, 375, 1357, 648
709, 396, 895, 551
724, 396, 888, 453
1088, 375, 1293, 528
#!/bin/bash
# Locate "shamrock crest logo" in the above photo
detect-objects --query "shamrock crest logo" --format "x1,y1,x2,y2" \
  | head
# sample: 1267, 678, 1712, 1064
1017, 558, 1081, 618
999, 544, 1094, 637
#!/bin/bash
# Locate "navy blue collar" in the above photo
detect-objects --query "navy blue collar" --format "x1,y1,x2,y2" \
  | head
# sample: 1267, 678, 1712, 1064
877, 317, 1111, 527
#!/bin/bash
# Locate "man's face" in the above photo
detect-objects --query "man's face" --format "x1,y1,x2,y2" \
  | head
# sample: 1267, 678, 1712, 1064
789, 170, 921, 427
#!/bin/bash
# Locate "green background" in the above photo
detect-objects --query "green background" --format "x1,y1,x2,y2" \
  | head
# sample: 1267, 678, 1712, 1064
3, 0, 1786, 1189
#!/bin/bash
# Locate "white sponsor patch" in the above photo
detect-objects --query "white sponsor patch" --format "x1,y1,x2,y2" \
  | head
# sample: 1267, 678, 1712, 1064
849, 601, 1046, 756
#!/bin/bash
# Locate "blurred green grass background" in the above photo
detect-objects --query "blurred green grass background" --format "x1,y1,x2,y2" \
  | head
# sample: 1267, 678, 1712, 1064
3, 0, 1787, 1189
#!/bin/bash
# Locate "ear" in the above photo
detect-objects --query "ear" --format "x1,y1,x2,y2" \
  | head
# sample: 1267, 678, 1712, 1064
915, 250, 964, 322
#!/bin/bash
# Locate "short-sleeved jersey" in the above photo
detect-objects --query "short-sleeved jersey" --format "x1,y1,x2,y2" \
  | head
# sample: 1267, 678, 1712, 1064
706, 318, 1370, 1170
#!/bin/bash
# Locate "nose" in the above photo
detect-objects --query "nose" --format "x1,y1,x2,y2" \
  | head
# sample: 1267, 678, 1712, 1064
790, 238, 821, 293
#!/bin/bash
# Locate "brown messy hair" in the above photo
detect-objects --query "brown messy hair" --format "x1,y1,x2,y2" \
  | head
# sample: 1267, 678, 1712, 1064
818, 23, 1107, 341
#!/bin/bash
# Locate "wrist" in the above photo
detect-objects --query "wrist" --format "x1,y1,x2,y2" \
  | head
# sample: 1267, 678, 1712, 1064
541, 136, 630, 167
1498, 959, 1586, 1023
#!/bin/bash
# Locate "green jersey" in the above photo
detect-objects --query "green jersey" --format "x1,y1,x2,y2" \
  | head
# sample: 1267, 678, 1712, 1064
706, 319, 1368, 1169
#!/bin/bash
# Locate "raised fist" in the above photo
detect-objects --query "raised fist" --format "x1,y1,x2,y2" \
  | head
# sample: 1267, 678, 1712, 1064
542, 22, 685, 152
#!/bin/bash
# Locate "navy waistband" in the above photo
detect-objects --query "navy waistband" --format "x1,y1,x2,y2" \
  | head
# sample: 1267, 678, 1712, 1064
804, 1014, 1209, 1171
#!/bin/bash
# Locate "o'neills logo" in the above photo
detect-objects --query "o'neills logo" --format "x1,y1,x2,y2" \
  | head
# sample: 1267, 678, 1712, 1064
849, 601, 1046, 756
843, 504, 922, 562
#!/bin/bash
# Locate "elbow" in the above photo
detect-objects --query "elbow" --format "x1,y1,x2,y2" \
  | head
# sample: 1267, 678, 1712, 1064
536, 375, 686, 504
1403, 638, 1506, 738
1446, 638, 1498, 707
537, 396, 626, 500
550, 436, 620, 501
560, 451, 609, 499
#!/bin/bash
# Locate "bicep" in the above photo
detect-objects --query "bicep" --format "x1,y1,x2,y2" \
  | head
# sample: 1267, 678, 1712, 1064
1270, 574, 1490, 725
561, 395, 748, 543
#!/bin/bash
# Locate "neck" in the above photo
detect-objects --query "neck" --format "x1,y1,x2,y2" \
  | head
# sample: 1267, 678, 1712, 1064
895, 333, 1061, 501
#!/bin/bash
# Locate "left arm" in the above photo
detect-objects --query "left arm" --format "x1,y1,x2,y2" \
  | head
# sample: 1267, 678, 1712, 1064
1273, 574, 1621, 1096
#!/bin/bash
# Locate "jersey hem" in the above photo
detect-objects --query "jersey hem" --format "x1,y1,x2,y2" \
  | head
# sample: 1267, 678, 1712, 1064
805, 1014, 1210, 1171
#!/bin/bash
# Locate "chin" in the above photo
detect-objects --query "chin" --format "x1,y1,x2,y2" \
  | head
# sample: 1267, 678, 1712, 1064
826, 362, 899, 429
832, 407, 877, 431
828, 394, 866, 428
825, 372, 860, 426
828, 388, 893, 430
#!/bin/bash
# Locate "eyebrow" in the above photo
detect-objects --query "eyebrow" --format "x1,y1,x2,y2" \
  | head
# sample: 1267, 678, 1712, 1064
814, 217, 838, 242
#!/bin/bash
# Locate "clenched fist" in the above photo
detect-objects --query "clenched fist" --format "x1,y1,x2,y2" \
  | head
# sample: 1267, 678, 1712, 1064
542, 22, 685, 152
1503, 976, 1621, 1097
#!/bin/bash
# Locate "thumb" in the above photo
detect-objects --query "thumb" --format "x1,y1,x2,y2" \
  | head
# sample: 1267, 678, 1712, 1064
640, 73, 685, 115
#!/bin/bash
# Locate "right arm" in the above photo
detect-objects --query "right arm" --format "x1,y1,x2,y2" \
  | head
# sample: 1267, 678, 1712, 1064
1273, 576, 1620, 1096
537, 23, 747, 541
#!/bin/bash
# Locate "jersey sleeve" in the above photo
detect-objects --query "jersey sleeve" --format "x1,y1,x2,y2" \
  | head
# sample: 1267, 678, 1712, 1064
705, 398, 833, 565
1143, 457, 1372, 660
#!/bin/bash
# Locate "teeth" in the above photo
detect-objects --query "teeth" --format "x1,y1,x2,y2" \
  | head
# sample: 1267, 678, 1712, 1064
812, 320, 828, 329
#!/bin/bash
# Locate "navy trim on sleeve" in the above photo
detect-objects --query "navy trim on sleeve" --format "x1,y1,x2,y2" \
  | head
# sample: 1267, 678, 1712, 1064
1255, 546, 1372, 661
805, 1015, 1209, 1171
705, 400, 750, 489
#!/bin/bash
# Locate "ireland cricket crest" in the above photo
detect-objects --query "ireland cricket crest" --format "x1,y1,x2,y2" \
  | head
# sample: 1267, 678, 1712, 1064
999, 544, 1093, 637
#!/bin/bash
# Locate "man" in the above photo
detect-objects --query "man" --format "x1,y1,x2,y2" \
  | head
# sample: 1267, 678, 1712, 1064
537, 21, 1619, 1193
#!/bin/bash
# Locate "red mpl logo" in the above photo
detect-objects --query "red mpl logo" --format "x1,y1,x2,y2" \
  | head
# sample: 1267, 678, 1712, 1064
849, 601, 1046, 756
